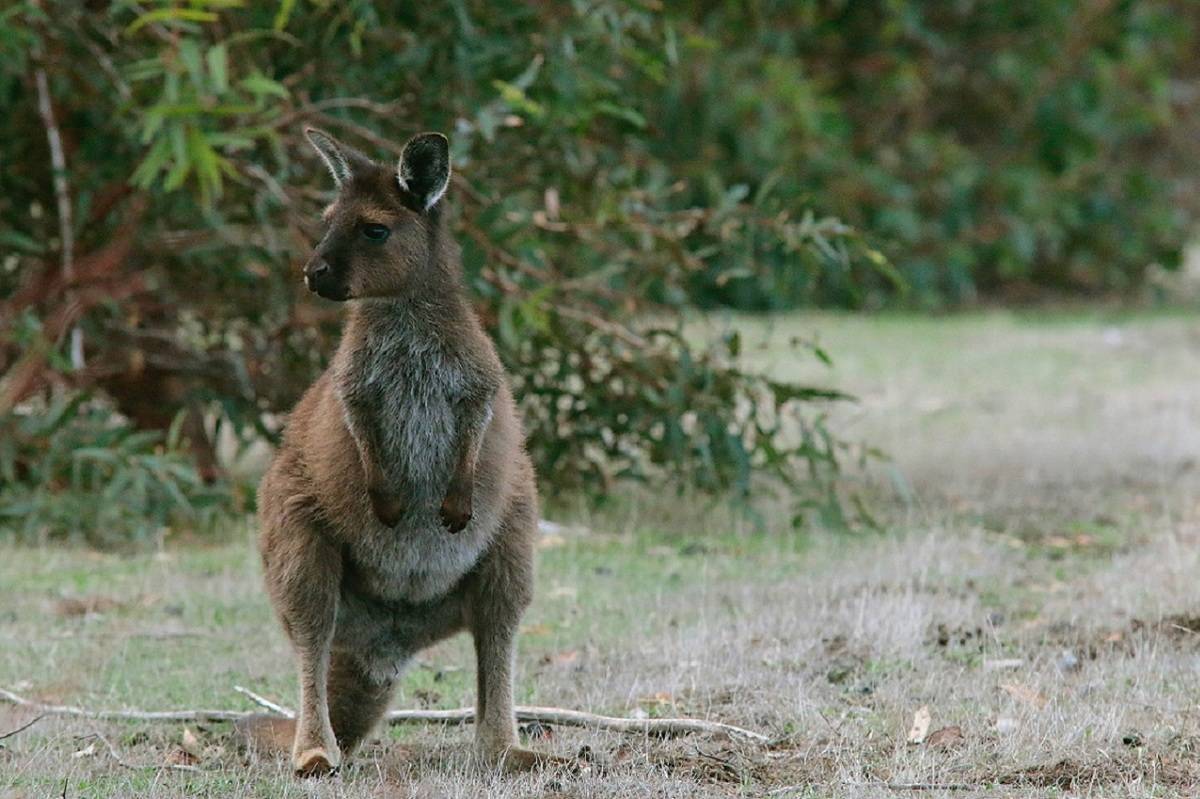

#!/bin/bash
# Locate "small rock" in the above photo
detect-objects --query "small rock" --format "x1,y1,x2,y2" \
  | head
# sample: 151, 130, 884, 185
1057, 649, 1081, 673
994, 717, 1019, 735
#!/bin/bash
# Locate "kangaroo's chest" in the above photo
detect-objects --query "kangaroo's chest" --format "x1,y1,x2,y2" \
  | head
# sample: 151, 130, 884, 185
348, 338, 466, 497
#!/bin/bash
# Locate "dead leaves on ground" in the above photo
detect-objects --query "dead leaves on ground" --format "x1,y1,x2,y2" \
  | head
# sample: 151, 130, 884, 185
53, 592, 166, 619
906, 706, 966, 751
903, 678, 1050, 753
905, 706, 931, 745
925, 725, 966, 749
1000, 681, 1048, 709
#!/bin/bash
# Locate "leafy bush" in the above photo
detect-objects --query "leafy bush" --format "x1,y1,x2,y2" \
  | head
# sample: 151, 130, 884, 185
0, 394, 233, 547
666, 0, 1199, 308
0, 1, 869, 534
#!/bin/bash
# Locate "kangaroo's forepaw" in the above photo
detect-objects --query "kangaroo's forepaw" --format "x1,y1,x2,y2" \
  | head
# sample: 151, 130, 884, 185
439, 491, 472, 534
293, 746, 340, 778
368, 486, 403, 528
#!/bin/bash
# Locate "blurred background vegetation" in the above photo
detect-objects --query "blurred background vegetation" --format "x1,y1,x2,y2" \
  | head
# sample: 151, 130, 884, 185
1, 0, 1197, 546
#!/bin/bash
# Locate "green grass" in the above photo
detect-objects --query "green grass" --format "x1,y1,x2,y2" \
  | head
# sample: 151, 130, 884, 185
7, 309, 1200, 797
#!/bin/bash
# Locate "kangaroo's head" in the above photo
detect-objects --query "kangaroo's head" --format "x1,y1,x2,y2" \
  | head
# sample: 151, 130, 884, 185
301, 127, 452, 301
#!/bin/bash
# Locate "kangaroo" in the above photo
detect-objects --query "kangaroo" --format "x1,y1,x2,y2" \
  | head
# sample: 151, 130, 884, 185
256, 127, 553, 777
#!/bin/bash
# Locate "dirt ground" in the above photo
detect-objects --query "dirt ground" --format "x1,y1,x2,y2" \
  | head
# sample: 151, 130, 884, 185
4, 310, 1200, 797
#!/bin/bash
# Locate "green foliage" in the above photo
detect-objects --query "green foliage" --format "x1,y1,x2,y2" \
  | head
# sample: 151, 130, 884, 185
0, 395, 232, 547
666, 0, 1198, 308
1, 0, 869, 536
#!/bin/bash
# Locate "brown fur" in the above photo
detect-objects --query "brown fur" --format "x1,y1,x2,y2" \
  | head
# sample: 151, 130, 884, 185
256, 129, 557, 777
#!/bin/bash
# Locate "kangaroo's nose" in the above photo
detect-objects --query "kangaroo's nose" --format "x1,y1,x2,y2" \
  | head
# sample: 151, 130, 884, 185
304, 258, 330, 292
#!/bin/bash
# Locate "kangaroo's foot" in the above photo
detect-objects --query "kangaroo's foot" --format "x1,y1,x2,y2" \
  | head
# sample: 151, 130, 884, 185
292, 743, 341, 777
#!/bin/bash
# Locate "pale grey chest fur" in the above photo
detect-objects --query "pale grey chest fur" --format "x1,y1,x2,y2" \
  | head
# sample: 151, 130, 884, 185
332, 307, 495, 607
337, 318, 466, 507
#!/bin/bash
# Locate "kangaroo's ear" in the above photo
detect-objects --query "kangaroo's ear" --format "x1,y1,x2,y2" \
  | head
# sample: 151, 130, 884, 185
397, 132, 451, 212
304, 127, 370, 188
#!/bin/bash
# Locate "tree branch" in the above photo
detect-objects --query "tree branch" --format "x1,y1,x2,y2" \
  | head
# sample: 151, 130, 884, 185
386, 705, 771, 743
33, 64, 82, 370
0, 714, 43, 741
0, 686, 770, 744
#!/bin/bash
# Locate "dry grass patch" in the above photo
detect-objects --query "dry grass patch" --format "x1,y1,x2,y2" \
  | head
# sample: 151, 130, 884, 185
7, 311, 1200, 797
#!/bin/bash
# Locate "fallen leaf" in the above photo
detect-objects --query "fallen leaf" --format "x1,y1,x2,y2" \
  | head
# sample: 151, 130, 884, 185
926, 725, 965, 749
906, 705, 931, 745
181, 727, 203, 759
1000, 682, 1047, 708
165, 746, 200, 766
521, 623, 552, 637
72, 742, 97, 758
56, 596, 123, 617
541, 650, 579, 667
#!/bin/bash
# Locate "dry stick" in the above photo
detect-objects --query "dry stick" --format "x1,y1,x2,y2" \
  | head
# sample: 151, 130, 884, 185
384, 706, 771, 744
1, 687, 770, 744
81, 730, 201, 773
233, 686, 294, 719
235, 686, 769, 743
0, 714, 43, 741
0, 687, 252, 724
771, 784, 974, 796
33, 65, 82, 370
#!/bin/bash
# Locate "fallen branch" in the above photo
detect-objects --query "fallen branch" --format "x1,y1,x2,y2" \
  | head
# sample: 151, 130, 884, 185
0, 687, 252, 724
1, 686, 769, 744
233, 686, 294, 719
0, 714, 43, 741
79, 730, 200, 773
385, 706, 771, 743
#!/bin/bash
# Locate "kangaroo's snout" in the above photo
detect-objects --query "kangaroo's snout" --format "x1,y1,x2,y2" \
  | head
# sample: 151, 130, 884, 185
304, 256, 347, 301
305, 259, 330, 282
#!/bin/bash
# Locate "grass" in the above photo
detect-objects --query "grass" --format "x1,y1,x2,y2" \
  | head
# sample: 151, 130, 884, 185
6, 309, 1200, 797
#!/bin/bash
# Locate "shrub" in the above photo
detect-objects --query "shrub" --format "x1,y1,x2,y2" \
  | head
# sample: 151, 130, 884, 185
0, 1, 869, 534
667, 0, 1199, 308
0, 394, 233, 547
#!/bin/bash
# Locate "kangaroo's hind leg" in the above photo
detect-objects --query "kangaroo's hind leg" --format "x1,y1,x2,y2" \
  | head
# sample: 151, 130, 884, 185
259, 495, 343, 776
465, 493, 571, 772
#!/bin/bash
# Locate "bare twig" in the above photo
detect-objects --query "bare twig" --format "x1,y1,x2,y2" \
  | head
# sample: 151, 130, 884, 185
233, 686, 294, 718
385, 705, 771, 743
0, 686, 770, 743
33, 64, 82, 370
878, 785, 973, 793
837, 783, 974, 793
0, 714, 43, 741
80, 730, 201, 773
0, 687, 253, 724
551, 305, 648, 349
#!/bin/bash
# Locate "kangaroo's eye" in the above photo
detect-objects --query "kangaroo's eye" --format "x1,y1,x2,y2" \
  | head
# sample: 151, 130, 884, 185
361, 223, 390, 242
